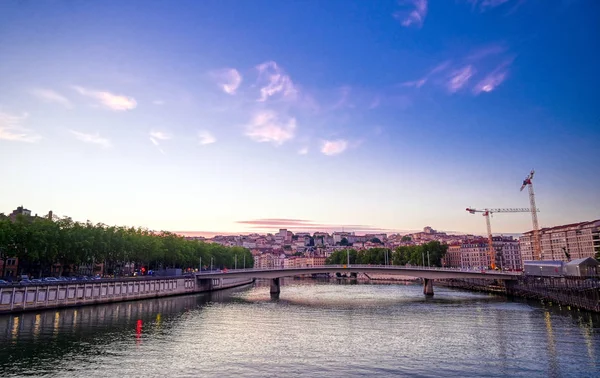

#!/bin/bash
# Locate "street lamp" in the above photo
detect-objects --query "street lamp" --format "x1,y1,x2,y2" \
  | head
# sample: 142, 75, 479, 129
235, 255, 237, 270
427, 250, 430, 267
210, 257, 214, 271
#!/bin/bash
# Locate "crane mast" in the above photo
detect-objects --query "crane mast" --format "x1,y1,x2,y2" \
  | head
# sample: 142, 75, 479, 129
466, 207, 533, 270
520, 170, 541, 260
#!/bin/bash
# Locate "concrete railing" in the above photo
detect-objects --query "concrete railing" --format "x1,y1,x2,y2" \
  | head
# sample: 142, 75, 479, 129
0, 276, 253, 314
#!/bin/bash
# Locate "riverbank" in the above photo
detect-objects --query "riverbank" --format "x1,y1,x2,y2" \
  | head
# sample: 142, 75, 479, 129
0, 276, 253, 314
437, 276, 600, 313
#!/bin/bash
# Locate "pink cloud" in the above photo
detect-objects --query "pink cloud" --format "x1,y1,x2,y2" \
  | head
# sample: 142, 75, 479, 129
245, 110, 296, 145
394, 0, 428, 28
256, 61, 297, 102
447, 65, 475, 93
211, 68, 242, 95
321, 139, 348, 156
473, 61, 511, 94
236, 218, 394, 234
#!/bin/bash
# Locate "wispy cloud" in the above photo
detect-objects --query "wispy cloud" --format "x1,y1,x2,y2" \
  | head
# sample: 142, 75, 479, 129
469, 0, 510, 11
332, 86, 353, 109
321, 139, 348, 156
0, 111, 41, 143
198, 130, 216, 145
148, 130, 172, 149
149, 130, 172, 141
298, 147, 309, 155
256, 61, 297, 102
447, 65, 475, 93
401, 60, 451, 89
473, 61, 511, 94
245, 110, 296, 145
401, 78, 427, 88
212, 68, 242, 95
467, 44, 508, 61
70, 130, 111, 148
152, 100, 165, 105
394, 0, 428, 28
237, 218, 392, 233
72, 86, 137, 111
31, 88, 72, 108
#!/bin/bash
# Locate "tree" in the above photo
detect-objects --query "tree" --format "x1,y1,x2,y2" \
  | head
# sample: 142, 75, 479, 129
370, 237, 382, 244
340, 237, 349, 246
401, 235, 411, 242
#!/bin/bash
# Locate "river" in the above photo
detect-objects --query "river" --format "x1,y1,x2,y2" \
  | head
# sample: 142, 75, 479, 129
1, 279, 599, 377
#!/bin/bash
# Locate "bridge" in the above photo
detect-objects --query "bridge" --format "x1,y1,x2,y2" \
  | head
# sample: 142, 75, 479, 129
194, 265, 521, 296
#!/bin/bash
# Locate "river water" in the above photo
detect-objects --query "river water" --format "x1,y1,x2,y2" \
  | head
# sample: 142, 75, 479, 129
1, 279, 599, 377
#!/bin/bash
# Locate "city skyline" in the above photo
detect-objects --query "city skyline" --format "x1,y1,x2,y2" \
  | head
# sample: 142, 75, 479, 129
1, 1, 599, 236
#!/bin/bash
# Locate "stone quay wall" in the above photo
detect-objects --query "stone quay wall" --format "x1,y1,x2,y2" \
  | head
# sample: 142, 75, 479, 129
0, 276, 253, 314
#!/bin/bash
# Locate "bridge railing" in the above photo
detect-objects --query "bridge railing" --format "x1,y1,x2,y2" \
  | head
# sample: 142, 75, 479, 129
195, 264, 521, 276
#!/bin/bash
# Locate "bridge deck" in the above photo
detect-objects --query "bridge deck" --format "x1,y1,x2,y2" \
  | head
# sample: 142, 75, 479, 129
194, 265, 521, 281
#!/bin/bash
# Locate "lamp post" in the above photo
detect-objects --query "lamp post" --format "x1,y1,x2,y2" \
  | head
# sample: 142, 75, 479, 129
244, 254, 246, 269
347, 249, 350, 267
235, 255, 237, 270
427, 250, 430, 267
199, 256, 202, 272
210, 257, 213, 271
422, 252, 425, 267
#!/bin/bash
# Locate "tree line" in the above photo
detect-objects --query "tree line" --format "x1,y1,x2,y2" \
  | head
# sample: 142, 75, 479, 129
325, 241, 448, 267
0, 214, 253, 278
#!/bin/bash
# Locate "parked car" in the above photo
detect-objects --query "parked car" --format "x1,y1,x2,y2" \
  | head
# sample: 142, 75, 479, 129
0, 279, 9, 285
43, 277, 58, 282
31, 278, 42, 283
20, 279, 32, 285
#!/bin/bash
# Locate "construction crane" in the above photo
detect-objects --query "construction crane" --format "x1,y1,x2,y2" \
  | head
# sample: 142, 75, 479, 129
466, 208, 532, 270
520, 169, 541, 260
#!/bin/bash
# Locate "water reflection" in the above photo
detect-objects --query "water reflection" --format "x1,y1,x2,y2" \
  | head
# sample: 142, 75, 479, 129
0, 280, 599, 378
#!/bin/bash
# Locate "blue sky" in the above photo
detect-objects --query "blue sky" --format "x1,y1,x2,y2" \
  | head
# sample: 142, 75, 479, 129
1, 0, 598, 236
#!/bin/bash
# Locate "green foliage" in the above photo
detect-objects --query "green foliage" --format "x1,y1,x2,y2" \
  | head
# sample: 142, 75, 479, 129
401, 235, 412, 242
0, 216, 253, 277
326, 248, 389, 265
392, 241, 447, 267
326, 241, 447, 267
340, 237, 350, 246
370, 237, 382, 244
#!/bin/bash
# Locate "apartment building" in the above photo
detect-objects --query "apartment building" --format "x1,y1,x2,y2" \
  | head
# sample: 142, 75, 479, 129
520, 219, 600, 263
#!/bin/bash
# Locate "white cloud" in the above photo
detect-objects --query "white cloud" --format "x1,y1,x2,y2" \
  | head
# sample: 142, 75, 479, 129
245, 110, 296, 145
152, 100, 165, 105
212, 68, 242, 95
198, 130, 216, 145
321, 139, 348, 156
0, 111, 41, 143
394, 0, 428, 28
31, 88, 72, 108
447, 65, 475, 93
256, 61, 297, 102
70, 130, 111, 148
298, 147, 309, 155
149, 130, 172, 141
72, 86, 137, 111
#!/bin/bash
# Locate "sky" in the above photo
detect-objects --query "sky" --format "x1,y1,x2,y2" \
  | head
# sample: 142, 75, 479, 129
0, 0, 599, 237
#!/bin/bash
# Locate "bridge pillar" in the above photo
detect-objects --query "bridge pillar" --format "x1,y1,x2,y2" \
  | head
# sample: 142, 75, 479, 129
423, 278, 434, 296
270, 278, 281, 295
